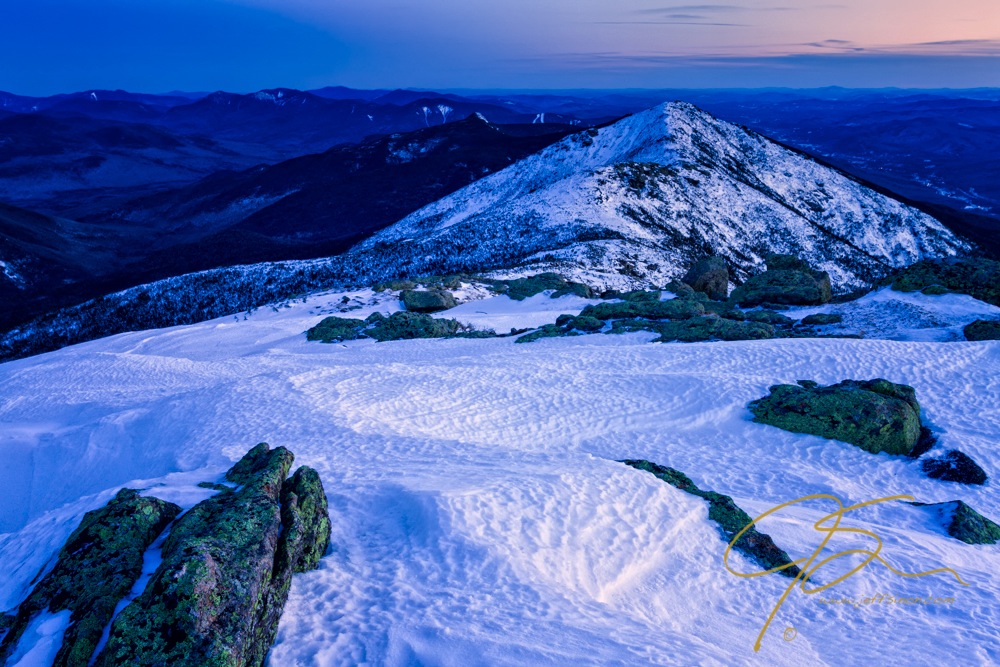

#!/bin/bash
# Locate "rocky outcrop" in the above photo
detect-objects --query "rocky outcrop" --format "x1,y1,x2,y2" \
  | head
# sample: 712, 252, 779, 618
921, 450, 989, 485
307, 311, 495, 343
612, 316, 776, 343
0, 489, 181, 667
682, 257, 729, 300
912, 501, 1000, 545
622, 460, 800, 578
892, 257, 1000, 307
95, 444, 331, 667
401, 289, 457, 313
800, 313, 843, 326
487, 273, 593, 301
579, 298, 705, 321
730, 254, 833, 307
964, 319, 1000, 341
748, 379, 922, 455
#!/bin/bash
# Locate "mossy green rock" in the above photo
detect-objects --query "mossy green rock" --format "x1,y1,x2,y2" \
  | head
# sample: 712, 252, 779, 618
748, 379, 922, 455
800, 313, 843, 326
366, 311, 463, 341
580, 299, 705, 321
622, 460, 800, 578
891, 257, 1000, 307
611, 316, 775, 343
400, 289, 457, 313
0, 489, 181, 667
305, 316, 367, 343
490, 273, 592, 301
515, 324, 579, 344
566, 315, 604, 332
964, 319, 1000, 341
682, 256, 729, 300
745, 310, 794, 326
730, 254, 833, 307
914, 501, 1000, 545
96, 444, 331, 667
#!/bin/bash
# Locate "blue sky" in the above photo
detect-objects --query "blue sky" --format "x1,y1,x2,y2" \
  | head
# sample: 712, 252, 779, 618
2, 0, 998, 94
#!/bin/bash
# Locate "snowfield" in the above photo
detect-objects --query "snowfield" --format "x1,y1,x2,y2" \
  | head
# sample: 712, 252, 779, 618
1, 290, 998, 666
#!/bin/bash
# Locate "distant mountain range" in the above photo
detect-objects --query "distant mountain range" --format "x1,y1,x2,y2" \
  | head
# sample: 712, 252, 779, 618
0, 115, 576, 328
0, 102, 970, 361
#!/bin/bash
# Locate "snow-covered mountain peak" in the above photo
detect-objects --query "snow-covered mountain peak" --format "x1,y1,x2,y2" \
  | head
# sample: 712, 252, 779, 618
353, 101, 969, 291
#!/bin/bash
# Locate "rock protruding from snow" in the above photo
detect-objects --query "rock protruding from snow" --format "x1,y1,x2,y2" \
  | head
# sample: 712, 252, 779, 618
0, 489, 181, 667
730, 254, 833, 307
682, 256, 729, 300
95, 444, 331, 667
356, 102, 968, 292
749, 379, 923, 456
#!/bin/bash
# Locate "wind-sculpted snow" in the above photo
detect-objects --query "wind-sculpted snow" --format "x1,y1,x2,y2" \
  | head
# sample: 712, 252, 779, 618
360, 102, 968, 290
0, 292, 998, 665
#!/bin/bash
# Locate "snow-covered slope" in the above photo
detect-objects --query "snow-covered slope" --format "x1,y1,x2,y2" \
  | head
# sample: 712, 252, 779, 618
1, 290, 997, 665
355, 102, 968, 290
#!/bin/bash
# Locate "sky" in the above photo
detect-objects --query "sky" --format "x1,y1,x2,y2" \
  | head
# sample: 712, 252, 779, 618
1, 0, 999, 94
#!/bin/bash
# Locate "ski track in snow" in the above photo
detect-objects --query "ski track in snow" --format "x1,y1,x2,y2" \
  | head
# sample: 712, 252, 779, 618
0, 290, 998, 665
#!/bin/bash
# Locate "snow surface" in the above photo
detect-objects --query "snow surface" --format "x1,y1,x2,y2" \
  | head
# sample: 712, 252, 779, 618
0, 289, 998, 665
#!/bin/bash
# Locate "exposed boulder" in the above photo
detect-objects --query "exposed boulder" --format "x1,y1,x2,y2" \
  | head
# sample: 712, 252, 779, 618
0, 489, 181, 667
489, 273, 592, 301
95, 444, 331, 667
623, 460, 800, 578
891, 257, 1000, 307
401, 289, 457, 313
922, 450, 989, 485
683, 257, 729, 300
745, 309, 794, 326
912, 501, 1000, 545
730, 254, 833, 307
612, 316, 775, 343
748, 379, 922, 455
964, 319, 1000, 341
580, 299, 705, 321
306, 311, 494, 343
800, 313, 843, 326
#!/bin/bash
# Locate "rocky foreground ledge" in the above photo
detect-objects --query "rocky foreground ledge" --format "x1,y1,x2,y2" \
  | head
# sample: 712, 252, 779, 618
0, 444, 331, 667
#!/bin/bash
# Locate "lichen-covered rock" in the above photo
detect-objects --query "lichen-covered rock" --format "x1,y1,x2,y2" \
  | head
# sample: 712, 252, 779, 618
515, 324, 579, 344
566, 315, 604, 332
913, 501, 1000, 545
622, 460, 800, 578
922, 450, 989, 485
800, 313, 843, 326
0, 489, 181, 667
401, 289, 457, 313
95, 444, 331, 667
730, 254, 833, 307
964, 319, 1000, 341
305, 316, 367, 343
610, 316, 775, 343
745, 309, 794, 326
490, 273, 592, 300
580, 299, 705, 321
748, 379, 922, 455
365, 311, 463, 341
891, 257, 1000, 307
683, 257, 729, 300
617, 289, 662, 303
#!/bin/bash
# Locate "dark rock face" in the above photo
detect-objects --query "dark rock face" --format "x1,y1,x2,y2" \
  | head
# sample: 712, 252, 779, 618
95, 444, 331, 667
922, 450, 989, 485
748, 379, 922, 455
730, 254, 833, 307
892, 257, 1000, 307
401, 289, 457, 313
683, 257, 729, 300
622, 460, 800, 578
800, 313, 843, 326
964, 319, 1000, 341
0, 489, 181, 667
